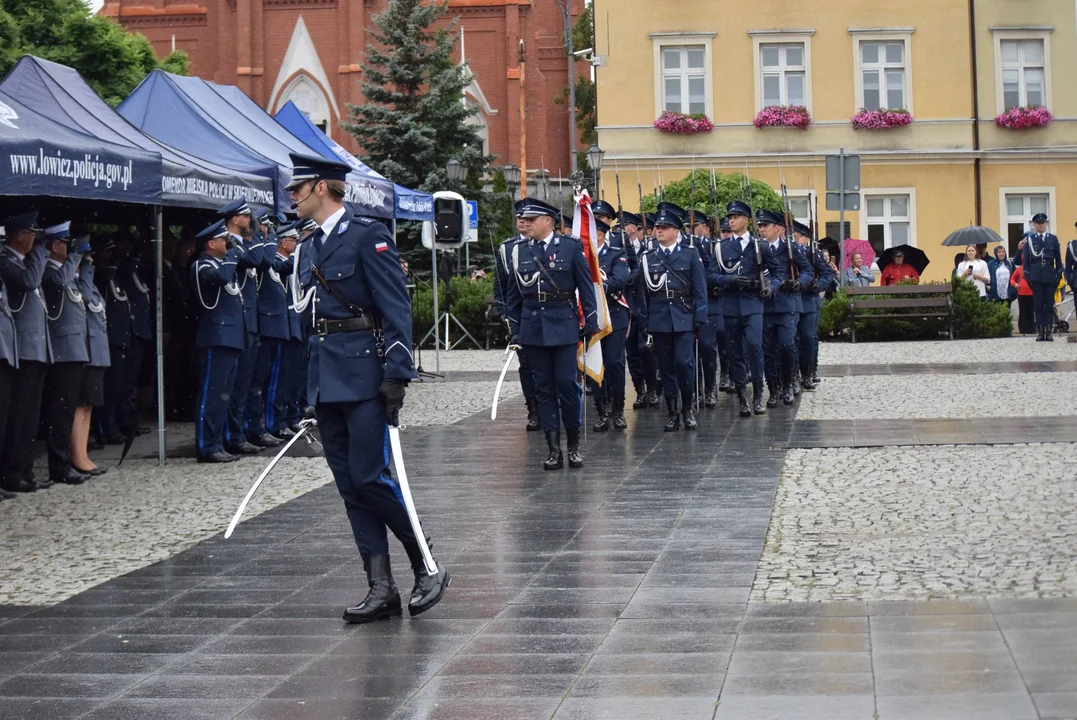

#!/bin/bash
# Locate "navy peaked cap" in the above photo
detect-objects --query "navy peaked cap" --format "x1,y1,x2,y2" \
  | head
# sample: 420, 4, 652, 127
726, 200, 752, 218
286, 152, 351, 190
591, 199, 617, 219
4, 212, 40, 234
516, 198, 560, 219
756, 208, 784, 226
216, 199, 252, 218
792, 220, 812, 237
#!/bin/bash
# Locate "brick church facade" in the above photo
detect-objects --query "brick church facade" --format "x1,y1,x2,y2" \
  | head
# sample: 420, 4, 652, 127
103, 0, 585, 181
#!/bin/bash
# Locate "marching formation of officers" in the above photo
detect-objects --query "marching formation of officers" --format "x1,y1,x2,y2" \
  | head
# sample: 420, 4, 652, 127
494, 196, 834, 470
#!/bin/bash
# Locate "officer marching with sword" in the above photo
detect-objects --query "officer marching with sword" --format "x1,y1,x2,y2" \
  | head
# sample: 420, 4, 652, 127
493, 205, 540, 431
287, 152, 449, 623
590, 218, 631, 432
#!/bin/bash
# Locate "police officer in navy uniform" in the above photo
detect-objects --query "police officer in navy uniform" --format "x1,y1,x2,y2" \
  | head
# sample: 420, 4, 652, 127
590, 218, 631, 431
0, 212, 53, 493
692, 211, 723, 407
759, 209, 812, 407
260, 221, 300, 439
792, 221, 832, 391
638, 203, 708, 431
493, 205, 540, 431
41, 222, 91, 485
708, 201, 783, 417
1065, 221, 1077, 299
117, 236, 152, 437
1022, 213, 1064, 341
72, 239, 111, 477
279, 220, 315, 435
96, 239, 130, 445
191, 220, 246, 463
288, 152, 449, 623
504, 198, 598, 470
0, 224, 17, 500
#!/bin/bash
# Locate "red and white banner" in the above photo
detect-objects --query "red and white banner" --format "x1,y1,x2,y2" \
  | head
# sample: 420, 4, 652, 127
572, 189, 612, 384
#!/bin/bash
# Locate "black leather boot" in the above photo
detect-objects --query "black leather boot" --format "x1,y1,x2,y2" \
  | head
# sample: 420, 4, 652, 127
792, 370, 802, 397
664, 396, 681, 432
682, 393, 698, 431
752, 383, 767, 415
736, 386, 751, 417
1037, 326, 1046, 341
782, 382, 795, 405
718, 368, 732, 393
525, 397, 541, 431
801, 370, 816, 391
704, 384, 717, 408
632, 384, 647, 409
343, 554, 402, 624
811, 368, 821, 385
543, 430, 563, 470
402, 540, 451, 617
592, 399, 610, 432
1046, 326, 1054, 341
612, 397, 628, 430
566, 426, 583, 469
766, 383, 780, 408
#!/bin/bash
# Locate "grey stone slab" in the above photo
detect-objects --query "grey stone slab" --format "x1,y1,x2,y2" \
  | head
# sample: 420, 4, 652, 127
236, 698, 400, 720
871, 650, 1019, 674
553, 696, 719, 720
27, 653, 184, 675
714, 694, 876, 720
0, 652, 52, 674
581, 652, 730, 676
740, 617, 869, 635
567, 674, 725, 697
874, 692, 1038, 720
870, 631, 1009, 653
989, 598, 1077, 614
726, 651, 871, 675
1019, 669, 1077, 693
408, 674, 577, 700
870, 614, 999, 633
994, 612, 1077, 631
438, 653, 590, 676
384, 697, 562, 720
868, 600, 991, 616
1032, 692, 1077, 719
719, 672, 875, 697
81, 698, 255, 720
734, 633, 871, 653
0, 698, 98, 720
161, 654, 316, 677
745, 602, 867, 618
873, 669, 1029, 696
0, 673, 145, 698
122, 674, 287, 699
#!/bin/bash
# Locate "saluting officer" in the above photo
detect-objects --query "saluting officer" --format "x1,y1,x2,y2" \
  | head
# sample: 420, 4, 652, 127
0, 225, 16, 501
590, 218, 631, 432
708, 202, 783, 417
71, 238, 111, 478
288, 152, 449, 623
759, 209, 812, 407
244, 212, 289, 448
504, 198, 598, 470
260, 221, 300, 440
493, 205, 540, 431
191, 220, 246, 463
638, 204, 708, 431
117, 235, 152, 437
41, 222, 90, 486
280, 219, 316, 434
96, 239, 129, 445
0, 213, 52, 493
1022, 213, 1064, 341
792, 222, 833, 391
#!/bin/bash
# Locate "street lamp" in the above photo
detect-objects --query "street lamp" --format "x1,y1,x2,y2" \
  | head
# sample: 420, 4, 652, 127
502, 163, 521, 199
586, 142, 604, 197
445, 157, 467, 186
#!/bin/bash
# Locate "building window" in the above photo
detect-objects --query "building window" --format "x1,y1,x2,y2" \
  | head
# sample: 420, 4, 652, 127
858, 40, 907, 110
864, 193, 913, 256
1002, 190, 1052, 256
760, 43, 806, 107
651, 33, 715, 119
784, 190, 815, 228
992, 30, 1052, 114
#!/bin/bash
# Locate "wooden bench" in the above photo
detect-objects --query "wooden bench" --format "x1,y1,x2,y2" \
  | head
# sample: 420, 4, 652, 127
847, 284, 954, 343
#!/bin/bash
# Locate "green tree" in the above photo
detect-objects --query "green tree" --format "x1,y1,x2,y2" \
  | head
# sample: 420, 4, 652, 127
637, 169, 784, 217
0, 0, 188, 106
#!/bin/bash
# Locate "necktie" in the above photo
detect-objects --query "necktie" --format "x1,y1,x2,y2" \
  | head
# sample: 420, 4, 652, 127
311, 227, 325, 253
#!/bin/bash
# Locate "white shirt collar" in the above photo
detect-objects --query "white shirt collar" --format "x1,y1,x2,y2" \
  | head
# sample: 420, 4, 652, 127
320, 206, 348, 238
228, 231, 244, 244
539, 231, 555, 248
5, 247, 25, 262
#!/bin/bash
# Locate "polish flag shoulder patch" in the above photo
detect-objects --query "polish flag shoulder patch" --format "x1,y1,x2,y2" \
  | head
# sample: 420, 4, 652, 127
375, 241, 389, 253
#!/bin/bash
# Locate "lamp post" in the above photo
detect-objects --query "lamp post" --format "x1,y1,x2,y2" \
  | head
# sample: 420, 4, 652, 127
586, 142, 604, 198
503, 163, 521, 200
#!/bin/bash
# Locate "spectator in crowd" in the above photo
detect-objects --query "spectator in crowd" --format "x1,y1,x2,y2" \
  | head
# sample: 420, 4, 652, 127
822, 250, 839, 299
988, 245, 1016, 306
71, 239, 110, 476
880, 250, 920, 286
955, 244, 990, 298
1010, 263, 1035, 334
841, 252, 874, 287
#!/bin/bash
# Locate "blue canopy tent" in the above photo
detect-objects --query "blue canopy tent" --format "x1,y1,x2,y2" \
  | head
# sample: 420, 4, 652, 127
274, 101, 434, 222
1, 56, 274, 211
0, 90, 160, 203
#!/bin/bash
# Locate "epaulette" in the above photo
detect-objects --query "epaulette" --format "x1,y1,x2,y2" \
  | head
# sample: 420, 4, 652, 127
357, 217, 375, 226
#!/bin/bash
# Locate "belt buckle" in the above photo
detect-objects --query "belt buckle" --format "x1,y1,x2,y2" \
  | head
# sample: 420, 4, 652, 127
538, 291, 547, 303
665, 289, 675, 299
316, 318, 329, 336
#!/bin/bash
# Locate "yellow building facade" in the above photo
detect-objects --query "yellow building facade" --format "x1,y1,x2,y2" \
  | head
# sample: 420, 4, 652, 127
592, 0, 1077, 282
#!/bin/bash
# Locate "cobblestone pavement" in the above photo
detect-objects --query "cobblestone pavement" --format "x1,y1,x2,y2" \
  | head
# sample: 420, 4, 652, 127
818, 336, 1076, 365
754, 444, 1077, 603
797, 371, 1077, 419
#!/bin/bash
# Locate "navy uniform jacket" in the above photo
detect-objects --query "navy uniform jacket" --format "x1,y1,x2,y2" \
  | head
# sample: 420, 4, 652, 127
1021, 233, 1063, 285
78, 262, 111, 368
493, 235, 524, 318
119, 255, 152, 342
806, 246, 834, 313
257, 250, 294, 342
191, 249, 247, 351
763, 239, 814, 314
1064, 239, 1077, 288
297, 212, 415, 404
708, 235, 784, 317
598, 242, 631, 332
608, 229, 640, 274
504, 233, 599, 346
233, 233, 263, 336
43, 253, 89, 364
99, 262, 131, 349
0, 244, 51, 363
0, 270, 17, 367
682, 234, 712, 275
637, 243, 708, 333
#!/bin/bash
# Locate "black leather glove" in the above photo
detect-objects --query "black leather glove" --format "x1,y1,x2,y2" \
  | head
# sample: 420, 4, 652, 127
737, 276, 755, 291
580, 329, 594, 347
779, 279, 797, 292
809, 280, 820, 293
694, 321, 707, 335
379, 378, 407, 426
509, 335, 520, 346
760, 285, 774, 299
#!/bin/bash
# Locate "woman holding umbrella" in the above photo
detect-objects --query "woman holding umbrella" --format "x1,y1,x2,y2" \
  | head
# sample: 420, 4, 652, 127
955, 244, 990, 298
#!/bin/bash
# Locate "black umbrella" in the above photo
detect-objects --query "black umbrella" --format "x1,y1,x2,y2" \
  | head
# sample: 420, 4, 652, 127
117, 428, 138, 467
818, 237, 840, 259
878, 244, 930, 275
942, 224, 1005, 247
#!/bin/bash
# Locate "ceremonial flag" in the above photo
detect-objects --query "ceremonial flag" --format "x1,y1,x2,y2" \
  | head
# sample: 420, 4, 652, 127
572, 189, 612, 383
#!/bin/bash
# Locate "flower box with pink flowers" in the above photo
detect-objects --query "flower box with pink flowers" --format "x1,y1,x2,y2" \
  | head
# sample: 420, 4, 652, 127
850, 108, 912, 130
753, 105, 811, 130
653, 111, 714, 135
995, 105, 1052, 130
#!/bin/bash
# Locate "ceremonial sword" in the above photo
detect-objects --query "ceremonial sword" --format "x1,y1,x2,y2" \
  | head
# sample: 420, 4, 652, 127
387, 424, 438, 576
491, 342, 519, 420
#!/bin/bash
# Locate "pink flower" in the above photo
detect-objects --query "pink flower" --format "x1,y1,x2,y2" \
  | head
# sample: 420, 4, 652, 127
995, 106, 1052, 130
850, 108, 912, 130
753, 105, 811, 129
653, 111, 715, 135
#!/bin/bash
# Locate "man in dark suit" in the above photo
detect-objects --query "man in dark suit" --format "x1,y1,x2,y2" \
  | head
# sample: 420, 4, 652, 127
1022, 213, 1064, 341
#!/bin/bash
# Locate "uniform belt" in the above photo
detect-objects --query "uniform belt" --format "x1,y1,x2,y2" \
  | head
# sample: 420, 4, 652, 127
524, 291, 575, 302
709, 289, 723, 299
308, 315, 378, 337
650, 289, 689, 299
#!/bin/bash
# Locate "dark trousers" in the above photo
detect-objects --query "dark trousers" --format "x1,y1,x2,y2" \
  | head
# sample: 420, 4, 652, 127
798, 310, 820, 376
99, 344, 127, 437
278, 339, 307, 429
0, 360, 47, 488
263, 341, 287, 435
652, 331, 696, 405
1017, 295, 1035, 334
317, 398, 418, 557
626, 320, 645, 391
247, 336, 280, 438
122, 337, 146, 431
763, 312, 796, 387
517, 340, 537, 401
525, 343, 582, 431
1030, 281, 1055, 327
196, 347, 241, 457
724, 313, 764, 389
226, 333, 260, 446
0, 361, 13, 480
698, 313, 722, 390
43, 362, 84, 479
590, 327, 627, 403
